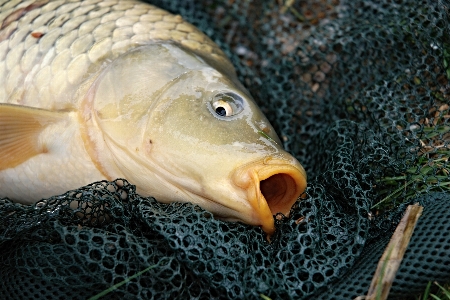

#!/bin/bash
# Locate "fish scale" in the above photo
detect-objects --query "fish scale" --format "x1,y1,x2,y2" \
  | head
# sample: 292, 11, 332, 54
0, 0, 232, 109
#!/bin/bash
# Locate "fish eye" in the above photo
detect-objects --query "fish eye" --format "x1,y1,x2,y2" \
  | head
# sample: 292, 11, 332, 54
210, 93, 244, 118
213, 100, 233, 117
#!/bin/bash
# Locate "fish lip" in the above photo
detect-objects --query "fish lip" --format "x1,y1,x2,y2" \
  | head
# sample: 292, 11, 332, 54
231, 156, 307, 238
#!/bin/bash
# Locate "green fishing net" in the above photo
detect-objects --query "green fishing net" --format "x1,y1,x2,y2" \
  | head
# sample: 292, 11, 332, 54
1, 0, 449, 299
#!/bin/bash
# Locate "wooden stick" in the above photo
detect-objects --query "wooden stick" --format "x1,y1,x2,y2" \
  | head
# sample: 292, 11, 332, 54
355, 203, 423, 300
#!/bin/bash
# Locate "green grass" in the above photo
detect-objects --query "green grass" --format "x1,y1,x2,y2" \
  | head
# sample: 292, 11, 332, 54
373, 39, 450, 211
373, 152, 450, 210
373, 107, 450, 211
88, 264, 158, 300
418, 282, 450, 300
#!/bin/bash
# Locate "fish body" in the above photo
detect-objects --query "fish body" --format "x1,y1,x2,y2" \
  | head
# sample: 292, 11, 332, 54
0, 0, 307, 235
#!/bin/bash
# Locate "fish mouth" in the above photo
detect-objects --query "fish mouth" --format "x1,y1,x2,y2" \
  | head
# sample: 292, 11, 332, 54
232, 156, 307, 238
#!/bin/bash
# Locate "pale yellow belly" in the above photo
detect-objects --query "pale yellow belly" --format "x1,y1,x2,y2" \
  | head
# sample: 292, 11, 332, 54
0, 112, 105, 203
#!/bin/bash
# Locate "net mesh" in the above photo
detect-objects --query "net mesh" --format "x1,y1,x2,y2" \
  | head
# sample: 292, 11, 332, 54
1, 0, 450, 299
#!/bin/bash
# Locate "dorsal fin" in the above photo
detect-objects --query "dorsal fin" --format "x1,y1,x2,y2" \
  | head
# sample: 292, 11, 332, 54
0, 104, 64, 170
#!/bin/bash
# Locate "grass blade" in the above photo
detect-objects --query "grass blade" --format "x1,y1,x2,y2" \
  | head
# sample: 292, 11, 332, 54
434, 282, 450, 299
89, 264, 158, 300
422, 281, 432, 300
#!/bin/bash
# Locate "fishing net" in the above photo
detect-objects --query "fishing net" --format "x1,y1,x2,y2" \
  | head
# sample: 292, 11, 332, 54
1, 0, 449, 298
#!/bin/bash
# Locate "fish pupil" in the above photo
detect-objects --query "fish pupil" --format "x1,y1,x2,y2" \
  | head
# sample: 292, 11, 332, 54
215, 106, 226, 116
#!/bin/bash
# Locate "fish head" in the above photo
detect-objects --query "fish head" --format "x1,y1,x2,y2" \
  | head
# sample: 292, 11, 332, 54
85, 43, 306, 237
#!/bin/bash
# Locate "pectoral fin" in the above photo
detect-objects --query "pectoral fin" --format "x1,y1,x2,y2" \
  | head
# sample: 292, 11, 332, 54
0, 104, 65, 170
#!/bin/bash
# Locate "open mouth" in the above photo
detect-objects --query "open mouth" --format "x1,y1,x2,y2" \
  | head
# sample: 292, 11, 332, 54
260, 173, 299, 216
232, 157, 307, 238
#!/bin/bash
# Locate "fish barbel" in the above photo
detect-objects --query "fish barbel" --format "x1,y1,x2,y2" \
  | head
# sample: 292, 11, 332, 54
0, 0, 307, 236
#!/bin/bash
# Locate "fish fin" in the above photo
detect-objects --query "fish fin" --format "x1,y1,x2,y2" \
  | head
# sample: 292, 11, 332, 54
0, 104, 65, 170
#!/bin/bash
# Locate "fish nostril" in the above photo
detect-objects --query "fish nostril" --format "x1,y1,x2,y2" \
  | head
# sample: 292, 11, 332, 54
260, 173, 298, 216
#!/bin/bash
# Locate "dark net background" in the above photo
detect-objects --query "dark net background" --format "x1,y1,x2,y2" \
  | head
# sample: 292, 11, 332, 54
1, 0, 450, 299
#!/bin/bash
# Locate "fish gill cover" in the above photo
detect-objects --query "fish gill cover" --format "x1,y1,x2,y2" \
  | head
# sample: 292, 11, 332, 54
0, 0, 449, 299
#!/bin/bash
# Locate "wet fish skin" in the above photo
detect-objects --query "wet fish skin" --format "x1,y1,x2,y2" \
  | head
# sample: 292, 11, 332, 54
0, 0, 307, 236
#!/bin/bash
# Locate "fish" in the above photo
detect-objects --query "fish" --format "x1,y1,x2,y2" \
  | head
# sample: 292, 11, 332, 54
0, 0, 307, 236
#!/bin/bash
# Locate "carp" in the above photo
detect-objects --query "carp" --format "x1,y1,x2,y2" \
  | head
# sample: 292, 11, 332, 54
0, 0, 306, 235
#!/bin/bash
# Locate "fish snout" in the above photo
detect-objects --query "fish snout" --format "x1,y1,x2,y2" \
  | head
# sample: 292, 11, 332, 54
231, 156, 307, 238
